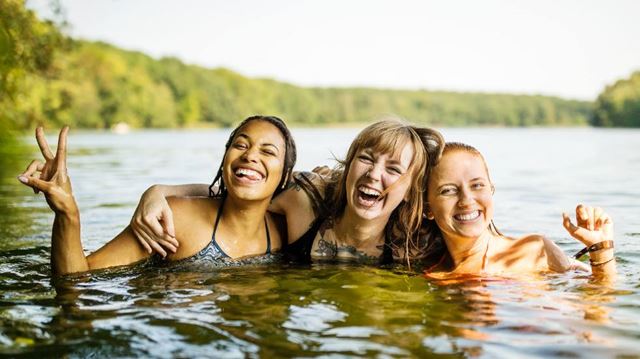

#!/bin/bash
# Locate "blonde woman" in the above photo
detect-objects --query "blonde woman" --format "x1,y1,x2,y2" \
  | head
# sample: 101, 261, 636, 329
422, 142, 615, 278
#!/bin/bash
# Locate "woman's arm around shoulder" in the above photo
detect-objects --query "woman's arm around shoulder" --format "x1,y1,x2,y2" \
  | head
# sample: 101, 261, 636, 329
130, 183, 210, 255
269, 171, 329, 244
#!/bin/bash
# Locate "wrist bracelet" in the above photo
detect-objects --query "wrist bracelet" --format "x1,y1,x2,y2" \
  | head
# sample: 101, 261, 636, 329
573, 240, 614, 259
590, 257, 615, 267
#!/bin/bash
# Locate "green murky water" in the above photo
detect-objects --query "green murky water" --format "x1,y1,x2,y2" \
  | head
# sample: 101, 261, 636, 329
1, 128, 638, 357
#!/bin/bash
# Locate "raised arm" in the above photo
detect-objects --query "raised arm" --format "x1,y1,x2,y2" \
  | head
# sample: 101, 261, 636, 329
562, 204, 616, 278
18, 127, 150, 275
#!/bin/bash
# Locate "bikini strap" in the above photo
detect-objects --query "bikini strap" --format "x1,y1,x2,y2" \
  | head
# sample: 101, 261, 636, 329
211, 198, 230, 258
381, 230, 394, 264
265, 216, 271, 254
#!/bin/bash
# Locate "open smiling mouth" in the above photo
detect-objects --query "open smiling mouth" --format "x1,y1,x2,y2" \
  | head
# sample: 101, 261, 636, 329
453, 210, 481, 222
357, 186, 383, 207
234, 167, 265, 183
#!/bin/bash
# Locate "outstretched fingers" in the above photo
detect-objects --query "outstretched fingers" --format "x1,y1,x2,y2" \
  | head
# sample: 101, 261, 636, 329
35, 127, 54, 160
56, 126, 69, 171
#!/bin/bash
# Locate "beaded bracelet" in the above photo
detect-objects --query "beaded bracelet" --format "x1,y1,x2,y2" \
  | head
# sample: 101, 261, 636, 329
573, 240, 614, 259
590, 257, 615, 267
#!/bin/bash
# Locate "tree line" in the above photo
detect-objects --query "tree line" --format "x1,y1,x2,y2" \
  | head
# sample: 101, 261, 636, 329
591, 71, 640, 127
2, 0, 638, 131
7, 40, 594, 129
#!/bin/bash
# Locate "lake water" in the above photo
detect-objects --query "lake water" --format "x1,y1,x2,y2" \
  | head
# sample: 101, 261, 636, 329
1, 127, 639, 357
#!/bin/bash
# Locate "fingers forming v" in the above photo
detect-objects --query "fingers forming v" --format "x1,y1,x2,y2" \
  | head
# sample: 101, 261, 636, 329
36, 127, 54, 160
56, 126, 69, 171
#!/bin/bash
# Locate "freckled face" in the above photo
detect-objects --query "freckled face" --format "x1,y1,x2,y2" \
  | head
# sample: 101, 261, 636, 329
345, 143, 414, 221
223, 120, 286, 201
427, 151, 494, 240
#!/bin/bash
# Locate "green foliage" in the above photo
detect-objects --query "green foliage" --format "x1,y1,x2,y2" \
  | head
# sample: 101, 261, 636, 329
592, 71, 640, 127
1, 1, 593, 129
1, 0, 64, 180
0, 0, 64, 97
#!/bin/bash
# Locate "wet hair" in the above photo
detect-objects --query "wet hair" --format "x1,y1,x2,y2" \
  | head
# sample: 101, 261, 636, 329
442, 142, 493, 184
208, 115, 297, 199
422, 142, 502, 267
325, 116, 444, 266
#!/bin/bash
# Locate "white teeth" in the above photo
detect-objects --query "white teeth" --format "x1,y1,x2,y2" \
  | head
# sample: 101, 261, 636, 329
235, 168, 263, 180
455, 211, 480, 221
359, 186, 381, 197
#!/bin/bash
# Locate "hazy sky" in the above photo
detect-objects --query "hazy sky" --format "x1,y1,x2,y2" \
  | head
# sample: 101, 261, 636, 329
29, 0, 640, 100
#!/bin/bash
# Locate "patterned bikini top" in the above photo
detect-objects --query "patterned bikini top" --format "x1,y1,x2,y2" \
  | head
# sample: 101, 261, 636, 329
155, 198, 282, 269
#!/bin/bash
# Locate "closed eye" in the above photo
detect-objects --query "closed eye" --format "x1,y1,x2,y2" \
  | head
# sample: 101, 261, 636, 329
233, 142, 248, 150
387, 166, 403, 175
358, 155, 373, 164
261, 148, 277, 156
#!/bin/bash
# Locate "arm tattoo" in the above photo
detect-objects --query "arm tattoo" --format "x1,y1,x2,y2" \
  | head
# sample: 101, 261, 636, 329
284, 180, 302, 192
314, 238, 380, 263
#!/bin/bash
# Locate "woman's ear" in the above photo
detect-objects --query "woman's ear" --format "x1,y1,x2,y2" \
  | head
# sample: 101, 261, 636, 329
425, 203, 435, 220
491, 184, 495, 195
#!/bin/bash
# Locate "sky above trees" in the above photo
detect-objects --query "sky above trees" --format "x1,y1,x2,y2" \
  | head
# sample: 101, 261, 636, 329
28, 0, 640, 100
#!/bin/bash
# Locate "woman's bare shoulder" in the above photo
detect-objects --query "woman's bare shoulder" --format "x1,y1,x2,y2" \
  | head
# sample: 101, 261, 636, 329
167, 196, 219, 213
490, 234, 547, 271
509, 233, 546, 248
165, 196, 221, 259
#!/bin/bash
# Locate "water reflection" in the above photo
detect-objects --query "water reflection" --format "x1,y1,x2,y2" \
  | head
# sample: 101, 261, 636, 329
2, 129, 640, 356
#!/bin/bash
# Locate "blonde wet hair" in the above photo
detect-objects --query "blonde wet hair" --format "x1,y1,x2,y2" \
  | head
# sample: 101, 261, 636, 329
327, 116, 444, 265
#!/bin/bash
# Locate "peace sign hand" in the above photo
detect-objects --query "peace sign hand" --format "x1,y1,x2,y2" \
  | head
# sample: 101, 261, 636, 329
17, 126, 77, 215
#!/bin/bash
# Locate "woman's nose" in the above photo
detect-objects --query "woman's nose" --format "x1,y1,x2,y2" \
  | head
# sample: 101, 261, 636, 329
241, 147, 259, 162
457, 188, 475, 207
365, 164, 383, 180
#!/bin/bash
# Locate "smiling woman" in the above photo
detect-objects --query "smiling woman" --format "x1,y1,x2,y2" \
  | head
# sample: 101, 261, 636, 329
423, 142, 616, 278
131, 118, 445, 267
17, 115, 296, 275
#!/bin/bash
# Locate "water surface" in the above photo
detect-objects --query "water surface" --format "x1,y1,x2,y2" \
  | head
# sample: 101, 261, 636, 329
1, 127, 638, 357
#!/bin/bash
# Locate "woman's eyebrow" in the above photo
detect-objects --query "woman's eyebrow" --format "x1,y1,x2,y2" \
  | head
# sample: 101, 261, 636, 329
235, 133, 251, 141
386, 158, 404, 166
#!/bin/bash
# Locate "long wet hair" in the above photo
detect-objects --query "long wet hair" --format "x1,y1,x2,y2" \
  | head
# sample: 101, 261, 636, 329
422, 142, 502, 266
208, 115, 297, 199
325, 117, 445, 265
